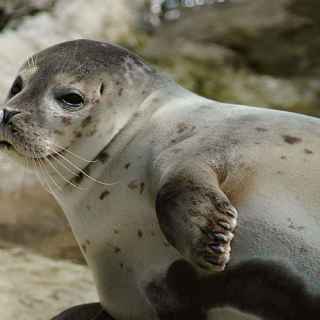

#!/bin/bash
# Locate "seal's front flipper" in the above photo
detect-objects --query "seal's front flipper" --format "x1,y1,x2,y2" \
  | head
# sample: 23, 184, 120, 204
155, 161, 237, 272
50, 303, 114, 320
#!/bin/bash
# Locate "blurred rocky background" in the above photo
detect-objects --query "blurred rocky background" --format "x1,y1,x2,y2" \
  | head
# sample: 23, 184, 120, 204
0, 0, 319, 318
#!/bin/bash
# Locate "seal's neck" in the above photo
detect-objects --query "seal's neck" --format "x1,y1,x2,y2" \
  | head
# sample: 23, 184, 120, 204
44, 72, 183, 202
88, 72, 176, 162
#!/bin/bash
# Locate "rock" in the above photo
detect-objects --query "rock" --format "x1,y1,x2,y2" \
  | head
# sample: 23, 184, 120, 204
0, 0, 55, 30
140, 0, 320, 116
0, 245, 97, 320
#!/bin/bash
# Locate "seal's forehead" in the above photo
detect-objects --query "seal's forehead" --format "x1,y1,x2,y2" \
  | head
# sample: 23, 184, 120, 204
21, 39, 145, 78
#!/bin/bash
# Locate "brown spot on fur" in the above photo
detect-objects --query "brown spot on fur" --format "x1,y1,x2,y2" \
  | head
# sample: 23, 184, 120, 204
255, 127, 268, 132
96, 151, 109, 163
177, 122, 189, 134
124, 163, 131, 169
140, 182, 145, 194
282, 135, 302, 144
280, 156, 287, 160
118, 88, 123, 96
74, 172, 84, 184
138, 230, 143, 238
75, 131, 82, 138
114, 247, 121, 254
128, 179, 139, 190
99, 190, 110, 200
304, 148, 313, 154
100, 82, 105, 95
81, 116, 92, 128
73, 166, 90, 185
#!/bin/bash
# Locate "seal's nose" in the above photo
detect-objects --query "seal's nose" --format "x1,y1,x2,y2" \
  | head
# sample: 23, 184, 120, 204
0, 109, 21, 125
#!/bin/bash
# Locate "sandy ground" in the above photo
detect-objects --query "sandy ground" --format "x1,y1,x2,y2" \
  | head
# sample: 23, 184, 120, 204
0, 244, 97, 320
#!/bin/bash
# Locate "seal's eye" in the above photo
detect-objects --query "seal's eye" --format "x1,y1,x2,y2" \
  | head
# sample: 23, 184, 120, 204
8, 76, 23, 98
57, 92, 84, 109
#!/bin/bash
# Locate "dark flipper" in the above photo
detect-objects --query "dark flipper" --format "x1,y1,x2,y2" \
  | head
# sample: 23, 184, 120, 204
50, 303, 114, 320
166, 259, 319, 320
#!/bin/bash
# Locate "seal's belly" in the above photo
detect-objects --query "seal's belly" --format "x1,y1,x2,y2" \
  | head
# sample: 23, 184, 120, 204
86, 224, 180, 320
73, 186, 181, 320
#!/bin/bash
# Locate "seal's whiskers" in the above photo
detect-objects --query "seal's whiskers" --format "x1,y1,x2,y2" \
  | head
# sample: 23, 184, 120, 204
48, 149, 80, 177
34, 150, 62, 196
53, 150, 115, 187
38, 157, 67, 206
39, 157, 62, 192
50, 141, 97, 163
44, 156, 85, 191
31, 155, 52, 196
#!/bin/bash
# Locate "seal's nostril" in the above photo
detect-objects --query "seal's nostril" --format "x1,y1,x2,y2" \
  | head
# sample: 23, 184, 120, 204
1, 109, 21, 125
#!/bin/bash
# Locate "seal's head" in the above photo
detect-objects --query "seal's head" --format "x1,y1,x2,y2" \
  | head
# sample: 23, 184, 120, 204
0, 39, 159, 164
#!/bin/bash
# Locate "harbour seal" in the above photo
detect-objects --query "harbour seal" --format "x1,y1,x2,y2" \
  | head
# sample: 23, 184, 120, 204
0, 39, 319, 319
